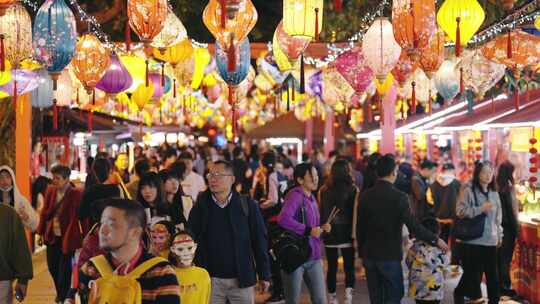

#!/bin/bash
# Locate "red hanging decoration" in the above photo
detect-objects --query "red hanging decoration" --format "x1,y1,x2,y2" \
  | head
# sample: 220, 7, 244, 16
145, 60, 149, 87
125, 19, 132, 52
227, 34, 236, 72
12, 79, 17, 111
459, 67, 464, 95
220, 0, 226, 28
314, 8, 320, 41
455, 17, 461, 57
506, 31, 512, 59
92, 89, 96, 105
53, 99, 58, 130
161, 64, 165, 86
530, 131, 538, 199
173, 79, 177, 98
411, 81, 417, 114
0, 34, 5, 72
334, 0, 342, 11
76, 87, 80, 106
300, 54, 305, 94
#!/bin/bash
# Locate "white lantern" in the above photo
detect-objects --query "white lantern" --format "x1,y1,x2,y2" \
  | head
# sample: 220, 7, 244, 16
362, 17, 402, 81
434, 59, 460, 101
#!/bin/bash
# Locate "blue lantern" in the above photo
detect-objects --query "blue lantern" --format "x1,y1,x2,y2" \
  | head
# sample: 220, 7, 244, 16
216, 38, 251, 86
32, 0, 77, 89
434, 60, 460, 101
31, 69, 54, 108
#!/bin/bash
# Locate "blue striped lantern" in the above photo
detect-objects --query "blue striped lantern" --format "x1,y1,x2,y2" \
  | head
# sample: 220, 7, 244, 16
32, 0, 77, 90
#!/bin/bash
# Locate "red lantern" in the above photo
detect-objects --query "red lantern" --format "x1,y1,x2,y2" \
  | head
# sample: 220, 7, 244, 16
530, 127, 538, 196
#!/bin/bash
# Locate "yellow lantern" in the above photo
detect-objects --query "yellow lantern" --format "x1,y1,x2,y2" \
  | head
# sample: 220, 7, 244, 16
150, 8, 187, 52
120, 53, 146, 92
535, 15, 540, 31
273, 34, 298, 72
283, 0, 323, 40
191, 47, 211, 90
376, 74, 394, 95
0, 3, 32, 68
436, 0, 485, 56
152, 39, 193, 67
72, 34, 110, 93
131, 82, 155, 111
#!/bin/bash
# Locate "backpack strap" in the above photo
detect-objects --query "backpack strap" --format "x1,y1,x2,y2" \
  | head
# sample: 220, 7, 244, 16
90, 255, 114, 276
127, 257, 168, 279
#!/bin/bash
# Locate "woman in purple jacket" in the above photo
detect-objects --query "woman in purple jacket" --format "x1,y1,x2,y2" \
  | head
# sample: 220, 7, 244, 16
278, 163, 331, 304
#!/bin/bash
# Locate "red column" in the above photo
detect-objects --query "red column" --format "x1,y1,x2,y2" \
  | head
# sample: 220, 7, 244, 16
324, 110, 335, 157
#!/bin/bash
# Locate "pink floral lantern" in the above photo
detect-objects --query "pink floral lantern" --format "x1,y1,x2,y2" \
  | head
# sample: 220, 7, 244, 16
334, 47, 374, 95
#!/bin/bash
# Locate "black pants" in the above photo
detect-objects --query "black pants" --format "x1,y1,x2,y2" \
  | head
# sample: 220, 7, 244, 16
440, 222, 462, 266
267, 222, 283, 296
325, 246, 355, 293
454, 244, 500, 304
497, 231, 516, 292
416, 300, 440, 304
46, 242, 73, 302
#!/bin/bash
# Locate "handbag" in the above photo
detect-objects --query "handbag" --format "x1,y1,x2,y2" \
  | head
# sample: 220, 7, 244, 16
453, 188, 487, 241
272, 199, 312, 273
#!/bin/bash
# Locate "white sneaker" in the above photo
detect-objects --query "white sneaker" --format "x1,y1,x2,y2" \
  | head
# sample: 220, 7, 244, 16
329, 293, 339, 304
344, 288, 354, 304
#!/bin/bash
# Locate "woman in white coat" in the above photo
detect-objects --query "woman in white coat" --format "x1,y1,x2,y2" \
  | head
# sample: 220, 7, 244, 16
0, 166, 39, 231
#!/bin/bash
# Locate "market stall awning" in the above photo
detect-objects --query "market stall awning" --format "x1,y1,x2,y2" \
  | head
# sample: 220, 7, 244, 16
245, 112, 327, 139
485, 98, 540, 128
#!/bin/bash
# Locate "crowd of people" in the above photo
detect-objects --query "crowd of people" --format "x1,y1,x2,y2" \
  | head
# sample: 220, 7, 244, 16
0, 141, 522, 304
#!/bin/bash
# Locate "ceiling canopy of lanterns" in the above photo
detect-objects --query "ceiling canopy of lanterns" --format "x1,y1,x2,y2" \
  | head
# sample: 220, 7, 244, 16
0, 0, 537, 140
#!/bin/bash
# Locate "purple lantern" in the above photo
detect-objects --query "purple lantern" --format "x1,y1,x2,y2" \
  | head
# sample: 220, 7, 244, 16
334, 47, 373, 94
148, 72, 171, 99
0, 69, 39, 96
307, 70, 323, 99
96, 54, 133, 95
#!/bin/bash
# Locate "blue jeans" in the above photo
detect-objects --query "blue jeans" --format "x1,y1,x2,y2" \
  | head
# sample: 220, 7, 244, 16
363, 259, 404, 304
282, 259, 327, 304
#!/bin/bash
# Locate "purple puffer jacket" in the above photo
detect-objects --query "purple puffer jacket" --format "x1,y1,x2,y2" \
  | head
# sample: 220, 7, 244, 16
277, 186, 322, 260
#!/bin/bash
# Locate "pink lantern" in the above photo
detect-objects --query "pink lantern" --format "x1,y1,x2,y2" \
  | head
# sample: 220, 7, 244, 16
362, 17, 402, 81
334, 47, 374, 94
322, 67, 355, 106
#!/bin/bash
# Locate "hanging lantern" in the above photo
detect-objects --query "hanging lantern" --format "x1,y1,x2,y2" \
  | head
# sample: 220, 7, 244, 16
0, 69, 38, 97
283, 0, 323, 40
33, 0, 77, 88
458, 50, 506, 98
530, 130, 538, 196
191, 47, 211, 90
216, 37, 251, 86
148, 71, 170, 99
0, 0, 16, 16
481, 30, 540, 70
398, 69, 436, 106
120, 53, 147, 92
275, 20, 311, 61
96, 53, 133, 95
392, 0, 436, 60
418, 27, 445, 80
153, 39, 193, 67
150, 7, 187, 52
321, 67, 355, 107
72, 34, 110, 94
362, 17, 402, 81
131, 82, 155, 111
31, 69, 54, 108
434, 59, 459, 101
376, 74, 394, 95
272, 33, 299, 72
55, 69, 73, 106
436, 0, 485, 57
127, 0, 168, 47
535, 15, 540, 31
334, 47, 374, 95
0, 3, 32, 68
391, 52, 417, 86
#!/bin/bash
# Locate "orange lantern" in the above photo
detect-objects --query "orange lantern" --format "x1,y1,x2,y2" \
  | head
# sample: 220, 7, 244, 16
481, 30, 540, 70
418, 27, 445, 79
127, 0, 168, 47
203, 0, 257, 71
392, 0, 436, 60
71, 34, 110, 95
392, 52, 417, 86
0, 0, 16, 16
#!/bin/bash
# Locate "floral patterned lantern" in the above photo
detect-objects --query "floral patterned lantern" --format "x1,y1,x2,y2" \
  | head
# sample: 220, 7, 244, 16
96, 53, 133, 95
31, 68, 54, 108
275, 20, 311, 61
0, 0, 16, 16
150, 7, 187, 52
283, 0, 323, 40
392, 0, 436, 60
434, 59, 459, 101
458, 50, 506, 97
153, 39, 193, 67
321, 67, 355, 107
391, 52, 417, 86
72, 34, 110, 94
216, 37, 251, 87
398, 69, 436, 112
33, 0, 77, 89
418, 27, 445, 79
436, 0, 485, 57
127, 0, 168, 47
362, 18, 402, 81
334, 47, 374, 95
481, 30, 540, 70
272, 33, 299, 73
0, 3, 32, 68
55, 69, 73, 106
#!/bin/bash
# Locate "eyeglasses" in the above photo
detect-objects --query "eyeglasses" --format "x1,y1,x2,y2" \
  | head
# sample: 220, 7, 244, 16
206, 172, 233, 179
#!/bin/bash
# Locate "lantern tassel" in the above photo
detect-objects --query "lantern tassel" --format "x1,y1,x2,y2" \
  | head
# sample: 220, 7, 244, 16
411, 81, 417, 114
76, 87, 80, 106
459, 67, 464, 95
227, 35, 236, 72
515, 87, 520, 110
428, 90, 432, 114
12, 79, 17, 111
455, 17, 461, 57
291, 80, 295, 108
228, 85, 234, 106
367, 102, 373, 123
300, 54, 305, 94
125, 19, 132, 52
507, 31, 512, 59
274, 94, 278, 118
220, 0, 226, 28
314, 8, 320, 41
285, 82, 290, 111
92, 89, 96, 105
161, 64, 165, 86
334, 0, 342, 11
232, 105, 237, 142
53, 99, 58, 130
173, 79, 177, 98
145, 60, 149, 87
0, 34, 5, 72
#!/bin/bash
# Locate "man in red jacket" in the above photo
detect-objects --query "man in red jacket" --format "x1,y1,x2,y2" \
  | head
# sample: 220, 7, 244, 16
37, 165, 86, 304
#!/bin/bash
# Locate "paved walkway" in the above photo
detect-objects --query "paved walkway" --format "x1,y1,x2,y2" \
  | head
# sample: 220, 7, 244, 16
25, 252, 520, 304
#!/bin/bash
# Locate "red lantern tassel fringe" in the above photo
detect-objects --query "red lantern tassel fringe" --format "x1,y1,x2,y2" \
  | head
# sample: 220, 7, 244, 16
12, 79, 17, 112
145, 60, 149, 87
507, 31, 512, 59
161, 64, 165, 86
290, 81, 295, 111
334, 0, 342, 11
0, 34, 5, 72
314, 8, 320, 41
92, 89, 96, 105
227, 35, 236, 72
125, 20, 132, 52
411, 81, 417, 114
300, 54, 305, 94
455, 17, 461, 57
173, 79, 177, 98
53, 99, 58, 130
459, 67, 464, 95
228, 85, 234, 106
220, 0, 226, 28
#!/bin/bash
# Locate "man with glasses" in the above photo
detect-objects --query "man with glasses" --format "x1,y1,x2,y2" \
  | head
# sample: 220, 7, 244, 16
188, 160, 271, 304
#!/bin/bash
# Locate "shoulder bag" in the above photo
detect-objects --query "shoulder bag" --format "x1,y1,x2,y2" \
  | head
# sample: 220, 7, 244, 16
453, 188, 487, 241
